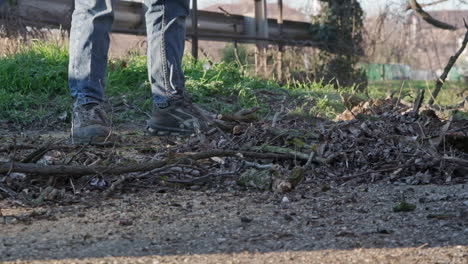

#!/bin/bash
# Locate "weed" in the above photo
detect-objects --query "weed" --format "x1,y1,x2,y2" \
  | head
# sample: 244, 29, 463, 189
393, 201, 417, 212
368, 80, 464, 106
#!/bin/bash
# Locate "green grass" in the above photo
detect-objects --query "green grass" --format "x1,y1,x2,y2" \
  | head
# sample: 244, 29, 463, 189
1, 42, 466, 126
0, 42, 290, 125
0, 42, 70, 124
368, 80, 465, 106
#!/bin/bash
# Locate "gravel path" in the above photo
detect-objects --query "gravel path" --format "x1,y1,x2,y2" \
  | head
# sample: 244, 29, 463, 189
1, 183, 468, 263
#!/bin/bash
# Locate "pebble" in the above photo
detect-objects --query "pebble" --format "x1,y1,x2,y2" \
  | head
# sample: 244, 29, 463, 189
240, 216, 253, 223
119, 219, 133, 226
284, 214, 293, 221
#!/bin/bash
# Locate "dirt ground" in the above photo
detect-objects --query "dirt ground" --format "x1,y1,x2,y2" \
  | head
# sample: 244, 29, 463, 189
1, 100, 468, 263
1, 177, 468, 263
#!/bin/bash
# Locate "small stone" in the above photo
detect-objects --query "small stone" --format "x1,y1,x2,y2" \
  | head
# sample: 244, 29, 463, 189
119, 219, 133, 226
281, 196, 290, 203
376, 229, 393, 234
190, 185, 201, 191
240, 217, 253, 223
284, 214, 293, 221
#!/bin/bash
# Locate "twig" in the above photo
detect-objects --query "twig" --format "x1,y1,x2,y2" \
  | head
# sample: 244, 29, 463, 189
164, 172, 237, 185
217, 113, 256, 123
234, 107, 261, 116
337, 165, 410, 182
428, 19, 468, 105
0, 144, 36, 153
305, 151, 316, 169
443, 156, 468, 167
0, 184, 18, 198
271, 105, 285, 128
243, 161, 275, 169
249, 145, 310, 161
412, 89, 425, 113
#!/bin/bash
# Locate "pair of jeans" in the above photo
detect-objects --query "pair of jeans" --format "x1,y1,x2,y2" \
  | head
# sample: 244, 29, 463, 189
69, 0, 189, 108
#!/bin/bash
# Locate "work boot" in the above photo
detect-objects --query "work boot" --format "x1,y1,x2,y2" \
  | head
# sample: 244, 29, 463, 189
147, 99, 213, 136
71, 103, 111, 144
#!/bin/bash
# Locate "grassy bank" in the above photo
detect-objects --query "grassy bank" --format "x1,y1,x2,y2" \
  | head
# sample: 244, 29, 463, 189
0, 42, 465, 127
368, 80, 466, 106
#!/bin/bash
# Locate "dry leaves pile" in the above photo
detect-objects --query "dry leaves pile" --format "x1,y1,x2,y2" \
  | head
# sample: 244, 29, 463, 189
0, 99, 467, 205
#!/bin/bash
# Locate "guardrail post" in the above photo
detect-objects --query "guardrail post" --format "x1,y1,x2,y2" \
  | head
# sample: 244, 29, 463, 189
254, 0, 268, 75
191, 0, 199, 61
277, 0, 284, 81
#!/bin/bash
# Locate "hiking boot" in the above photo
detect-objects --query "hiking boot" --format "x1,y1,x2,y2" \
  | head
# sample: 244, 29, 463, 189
147, 99, 213, 135
71, 103, 111, 144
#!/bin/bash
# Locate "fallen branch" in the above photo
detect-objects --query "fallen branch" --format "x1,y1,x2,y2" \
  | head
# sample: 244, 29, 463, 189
164, 172, 237, 185
443, 156, 468, 167
217, 113, 257, 123
0, 184, 17, 198
0, 149, 308, 177
234, 107, 261, 116
428, 19, 468, 105
337, 166, 409, 182
249, 145, 310, 161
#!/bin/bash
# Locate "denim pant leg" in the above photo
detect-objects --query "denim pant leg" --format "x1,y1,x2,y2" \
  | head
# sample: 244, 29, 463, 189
69, 0, 115, 106
144, 0, 189, 107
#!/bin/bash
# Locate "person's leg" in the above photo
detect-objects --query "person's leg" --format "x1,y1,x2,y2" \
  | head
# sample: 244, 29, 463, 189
69, 0, 115, 143
145, 0, 213, 135
69, 0, 115, 106
144, 0, 189, 108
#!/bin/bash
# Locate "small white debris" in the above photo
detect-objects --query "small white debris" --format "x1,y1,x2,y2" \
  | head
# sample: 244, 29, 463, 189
281, 196, 290, 203
210, 157, 225, 164
8, 172, 26, 180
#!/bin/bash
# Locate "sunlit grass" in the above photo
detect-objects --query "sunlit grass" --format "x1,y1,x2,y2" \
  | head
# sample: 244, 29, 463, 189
1, 42, 465, 126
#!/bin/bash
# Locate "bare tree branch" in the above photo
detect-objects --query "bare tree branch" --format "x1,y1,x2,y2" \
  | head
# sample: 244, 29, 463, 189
406, 0, 450, 10
0, 149, 318, 177
408, 0, 457, 30
428, 19, 468, 105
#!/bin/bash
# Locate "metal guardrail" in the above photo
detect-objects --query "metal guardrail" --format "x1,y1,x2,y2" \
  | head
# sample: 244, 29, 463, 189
0, 0, 317, 46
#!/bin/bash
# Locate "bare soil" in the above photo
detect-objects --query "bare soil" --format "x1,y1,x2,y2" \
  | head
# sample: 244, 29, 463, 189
1, 167, 468, 263
1, 99, 468, 263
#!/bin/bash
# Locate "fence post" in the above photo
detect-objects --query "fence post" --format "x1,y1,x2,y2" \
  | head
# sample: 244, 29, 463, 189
254, 0, 268, 75
277, 0, 284, 81
191, 0, 199, 61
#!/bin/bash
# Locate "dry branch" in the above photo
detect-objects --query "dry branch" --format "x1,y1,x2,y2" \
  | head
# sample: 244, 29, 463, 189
0, 149, 311, 177
406, 0, 450, 10
408, 0, 457, 30
428, 19, 468, 105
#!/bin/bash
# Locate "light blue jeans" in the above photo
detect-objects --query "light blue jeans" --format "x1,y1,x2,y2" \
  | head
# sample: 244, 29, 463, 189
69, 0, 189, 108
